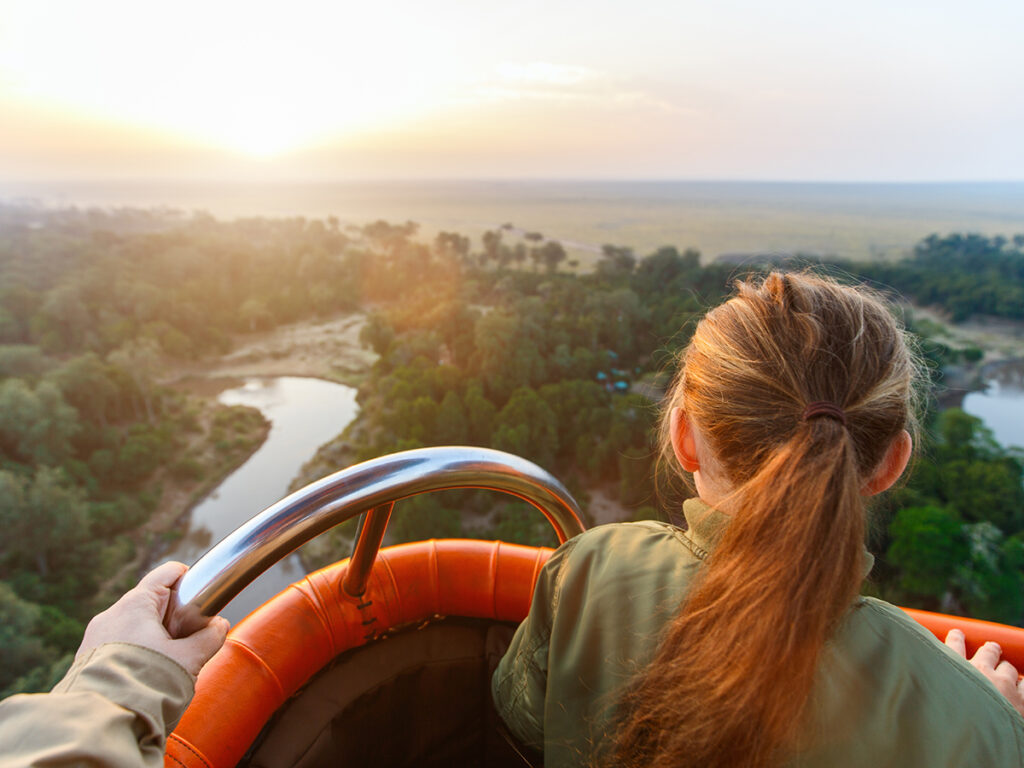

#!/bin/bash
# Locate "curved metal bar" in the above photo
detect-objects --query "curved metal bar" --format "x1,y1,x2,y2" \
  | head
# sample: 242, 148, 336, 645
343, 502, 394, 598
166, 446, 586, 636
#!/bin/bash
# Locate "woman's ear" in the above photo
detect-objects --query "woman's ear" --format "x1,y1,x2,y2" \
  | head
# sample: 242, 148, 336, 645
670, 407, 701, 473
862, 429, 912, 496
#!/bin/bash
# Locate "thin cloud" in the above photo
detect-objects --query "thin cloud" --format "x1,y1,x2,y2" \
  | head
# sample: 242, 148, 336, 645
460, 61, 688, 115
496, 61, 593, 86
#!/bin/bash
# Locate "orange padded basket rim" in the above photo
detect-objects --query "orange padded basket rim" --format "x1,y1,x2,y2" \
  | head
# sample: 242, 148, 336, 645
165, 539, 551, 768
165, 539, 1024, 768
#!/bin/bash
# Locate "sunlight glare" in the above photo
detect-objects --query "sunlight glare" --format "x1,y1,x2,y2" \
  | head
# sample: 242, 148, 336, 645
0, 1, 460, 157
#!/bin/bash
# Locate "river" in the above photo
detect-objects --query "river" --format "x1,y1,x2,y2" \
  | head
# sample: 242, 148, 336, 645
161, 376, 359, 624
962, 359, 1024, 451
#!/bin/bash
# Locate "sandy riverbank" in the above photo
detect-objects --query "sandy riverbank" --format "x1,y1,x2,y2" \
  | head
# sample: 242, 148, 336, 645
904, 304, 1024, 361
173, 312, 378, 390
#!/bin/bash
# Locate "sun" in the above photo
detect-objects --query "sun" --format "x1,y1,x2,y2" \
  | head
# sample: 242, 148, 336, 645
232, 134, 291, 159
202, 112, 319, 159
0, 2, 455, 163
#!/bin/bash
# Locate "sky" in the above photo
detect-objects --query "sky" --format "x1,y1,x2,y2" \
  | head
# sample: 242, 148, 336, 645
1, 0, 1023, 182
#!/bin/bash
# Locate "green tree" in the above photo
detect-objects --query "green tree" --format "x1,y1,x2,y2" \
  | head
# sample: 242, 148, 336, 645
0, 468, 90, 580
541, 241, 567, 274
0, 379, 79, 465
597, 244, 636, 278
0, 345, 51, 378
512, 243, 527, 270
113, 424, 172, 487
935, 409, 1002, 460
32, 284, 91, 352
956, 523, 1024, 624
472, 310, 547, 403
913, 410, 1024, 532
108, 339, 161, 424
887, 506, 967, 599
0, 284, 41, 344
434, 231, 470, 263
465, 382, 496, 443
359, 313, 395, 356
490, 501, 558, 547
422, 301, 478, 367
435, 391, 469, 444
538, 380, 610, 465
482, 230, 502, 267
2, 653, 73, 698
387, 494, 462, 544
49, 353, 117, 428
0, 582, 53, 695
493, 388, 558, 469
407, 396, 439, 444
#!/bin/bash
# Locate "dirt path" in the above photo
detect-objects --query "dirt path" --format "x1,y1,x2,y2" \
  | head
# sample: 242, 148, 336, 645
587, 486, 634, 525
173, 312, 377, 387
904, 304, 1024, 361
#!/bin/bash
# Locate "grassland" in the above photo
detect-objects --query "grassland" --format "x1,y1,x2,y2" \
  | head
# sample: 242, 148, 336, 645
7, 180, 1022, 268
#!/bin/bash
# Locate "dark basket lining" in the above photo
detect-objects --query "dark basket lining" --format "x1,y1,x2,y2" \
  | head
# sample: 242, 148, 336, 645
241, 617, 541, 768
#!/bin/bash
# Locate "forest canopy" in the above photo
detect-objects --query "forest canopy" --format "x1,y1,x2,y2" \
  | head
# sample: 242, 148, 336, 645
1, 202, 1022, 695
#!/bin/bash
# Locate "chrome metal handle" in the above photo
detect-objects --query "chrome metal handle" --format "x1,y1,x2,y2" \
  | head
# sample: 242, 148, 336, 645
343, 502, 394, 598
166, 446, 586, 636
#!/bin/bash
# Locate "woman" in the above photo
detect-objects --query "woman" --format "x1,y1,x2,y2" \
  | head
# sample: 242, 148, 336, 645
492, 272, 1024, 767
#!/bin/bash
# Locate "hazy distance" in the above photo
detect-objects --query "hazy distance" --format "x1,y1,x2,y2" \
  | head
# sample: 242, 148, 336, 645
4, 179, 1022, 266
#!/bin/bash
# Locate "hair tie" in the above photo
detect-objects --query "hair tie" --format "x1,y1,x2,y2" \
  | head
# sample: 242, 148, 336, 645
802, 401, 847, 426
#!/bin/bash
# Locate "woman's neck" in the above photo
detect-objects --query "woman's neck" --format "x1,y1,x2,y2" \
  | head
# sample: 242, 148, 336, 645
693, 468, 733, 513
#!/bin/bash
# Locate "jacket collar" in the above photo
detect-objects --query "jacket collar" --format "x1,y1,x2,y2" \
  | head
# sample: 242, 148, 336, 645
681, 497, 731, 556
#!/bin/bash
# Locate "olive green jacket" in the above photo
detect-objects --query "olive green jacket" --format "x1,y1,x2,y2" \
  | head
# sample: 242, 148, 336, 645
493, 499, 1024, 767
0, 643, 193, 768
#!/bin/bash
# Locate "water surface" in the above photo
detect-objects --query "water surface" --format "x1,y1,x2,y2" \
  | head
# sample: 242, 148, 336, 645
162, 376, 358, 623
962, 360, 1024, 451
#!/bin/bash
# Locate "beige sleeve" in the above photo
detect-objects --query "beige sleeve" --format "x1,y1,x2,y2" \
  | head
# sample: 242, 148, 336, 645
0, 642, 194, 768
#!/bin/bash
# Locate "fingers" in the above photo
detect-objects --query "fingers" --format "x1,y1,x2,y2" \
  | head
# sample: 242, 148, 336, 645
195, 616, 230, 650
138, 561, 188, 591
946, 631, 1020, 684
921, 630, 1024, 718
175, 616, 230, 676
972, 641, 1003, 673
74, 563, 227, 676
136, 561, 188, 618
959, 638, 1024, 717
945, 629, 967, 658
995, 659, 1019, 683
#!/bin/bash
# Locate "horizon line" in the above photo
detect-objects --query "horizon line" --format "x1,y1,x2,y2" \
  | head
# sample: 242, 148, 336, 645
4, 176, 1024, 187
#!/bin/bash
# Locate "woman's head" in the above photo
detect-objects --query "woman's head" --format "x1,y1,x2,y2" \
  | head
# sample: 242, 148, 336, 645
614, 272, 923, 768
662, 271, 919, 499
